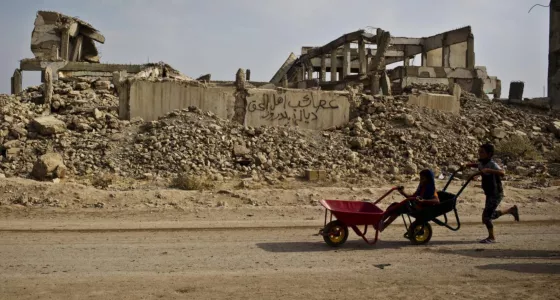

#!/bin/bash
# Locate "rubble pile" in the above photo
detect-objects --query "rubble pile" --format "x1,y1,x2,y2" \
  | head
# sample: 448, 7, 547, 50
402, 83, 451, 95
349, 91, 559, 177
18, 79, 119, 112
0, 82, 559, 184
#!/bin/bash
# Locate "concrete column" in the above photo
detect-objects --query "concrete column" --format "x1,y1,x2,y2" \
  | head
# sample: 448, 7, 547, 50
44, 66, 54, 108
282, 75, 288, 88
342, 43, 351, 79
466, 33, 475, 69
60, 29, 70, 60
358, 38, 367, 75
11, 69, 22, 95
421, 48, 428, 67
442, 34, 450, 67
235, 68, 246, 90
370, 73, 381, 96
403, 57, 410, 67
330, 49, 338, 82
295, 66, 306, 82
307, 64, 313, 80
319, 54, 326, 81
246, 69, 251, 81
71, 36, 83, 61
380, 71, 391, 96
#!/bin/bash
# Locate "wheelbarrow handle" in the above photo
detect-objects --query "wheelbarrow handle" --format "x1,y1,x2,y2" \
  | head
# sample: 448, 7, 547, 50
373, 187, 400, 205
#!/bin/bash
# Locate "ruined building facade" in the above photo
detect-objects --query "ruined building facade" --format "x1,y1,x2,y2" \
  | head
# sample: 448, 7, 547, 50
270, 26, 500, 99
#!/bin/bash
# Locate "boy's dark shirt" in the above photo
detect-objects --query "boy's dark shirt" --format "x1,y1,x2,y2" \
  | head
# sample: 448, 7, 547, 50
478, 160, 503, 197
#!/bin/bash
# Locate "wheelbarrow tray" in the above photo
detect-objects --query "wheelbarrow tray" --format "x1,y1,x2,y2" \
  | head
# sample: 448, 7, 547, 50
320, 199, 385, 227
408, 191, 456, 222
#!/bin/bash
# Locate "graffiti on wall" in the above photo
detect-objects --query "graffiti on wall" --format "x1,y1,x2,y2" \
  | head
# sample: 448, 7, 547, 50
247, 93, 339, 124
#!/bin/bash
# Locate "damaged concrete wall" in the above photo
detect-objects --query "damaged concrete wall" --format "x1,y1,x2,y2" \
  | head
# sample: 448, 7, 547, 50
245, 89, 350, 130
449, 42, 468, 68
407, 84, 461, 114
123, 80, 236, 122
426, 49, 443, 67
119, 80, 351, 130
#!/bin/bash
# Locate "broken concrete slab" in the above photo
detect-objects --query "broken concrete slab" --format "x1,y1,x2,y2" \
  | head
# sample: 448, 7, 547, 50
29, 116, 67, 136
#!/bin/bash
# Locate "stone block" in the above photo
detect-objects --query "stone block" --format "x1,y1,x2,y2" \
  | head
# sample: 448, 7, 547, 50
30, 116, 67, 136
305, 169, 326, 181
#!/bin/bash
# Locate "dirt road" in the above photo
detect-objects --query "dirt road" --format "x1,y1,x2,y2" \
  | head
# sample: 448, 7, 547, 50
1, 221, 559, 300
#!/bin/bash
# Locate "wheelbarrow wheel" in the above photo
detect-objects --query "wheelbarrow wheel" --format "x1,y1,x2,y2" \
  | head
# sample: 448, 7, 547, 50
408, 221, 432, 245
323, 220, 349, 247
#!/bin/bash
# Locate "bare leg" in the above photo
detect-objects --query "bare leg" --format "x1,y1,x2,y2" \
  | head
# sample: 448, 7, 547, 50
380, 214, 399, 232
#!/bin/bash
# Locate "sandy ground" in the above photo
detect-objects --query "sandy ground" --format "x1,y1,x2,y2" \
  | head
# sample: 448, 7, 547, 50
0, 177, 559, 299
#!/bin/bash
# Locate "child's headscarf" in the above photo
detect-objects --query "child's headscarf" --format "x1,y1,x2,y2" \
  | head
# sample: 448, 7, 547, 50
416, 169, 436, 199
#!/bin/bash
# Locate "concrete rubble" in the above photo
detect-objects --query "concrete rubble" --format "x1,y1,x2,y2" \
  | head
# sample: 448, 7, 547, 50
1, 10, 559, 186
0, 81, 559, 185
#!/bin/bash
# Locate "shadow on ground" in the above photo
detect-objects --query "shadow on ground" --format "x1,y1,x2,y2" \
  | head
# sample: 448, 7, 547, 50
477, 263, 560, 275
435, 249, 560, 260
256, 239, 476, 253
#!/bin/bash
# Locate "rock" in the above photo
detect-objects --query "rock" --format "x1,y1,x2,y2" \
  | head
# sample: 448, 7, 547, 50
94, 80, 111, 90
3, 116, 14, 123
403, 114, 415, 126
502, 120, 514, 127
68, 91, 81, 98
75, 82, 90, 90
472, 127, 486, 138
349, 137, 372, 150
389, 166, 400, 175
30, 116, 66, 136
93, 108, 105, 120
514, 166, 531, 176
76, 123, 92, 131
233, 144, 251, 156
305, 169, 326, 181
365, 120, 377, 132
9, 126, 27, 139
404, 161, 418, 174
491, 127, 507, 139
31, 153, 66, 180
346, 152, 360, 163
514, 130, 527, 137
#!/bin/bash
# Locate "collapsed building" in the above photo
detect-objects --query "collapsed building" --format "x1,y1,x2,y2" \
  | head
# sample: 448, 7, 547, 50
2, 11, 560, 182
271, 26, 500, 98
11, 11, 166, 97
7, 10, 543, 132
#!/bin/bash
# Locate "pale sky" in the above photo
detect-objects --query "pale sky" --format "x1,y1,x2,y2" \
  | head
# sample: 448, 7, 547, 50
0, 0, 550, 98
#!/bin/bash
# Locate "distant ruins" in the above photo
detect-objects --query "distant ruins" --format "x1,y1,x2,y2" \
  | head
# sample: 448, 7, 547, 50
11, 11, 150, 96
12, 10, 558, 131
270, 26, 500, 99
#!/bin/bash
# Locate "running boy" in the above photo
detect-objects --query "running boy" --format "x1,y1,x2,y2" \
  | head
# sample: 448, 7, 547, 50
461, 143, 520, 244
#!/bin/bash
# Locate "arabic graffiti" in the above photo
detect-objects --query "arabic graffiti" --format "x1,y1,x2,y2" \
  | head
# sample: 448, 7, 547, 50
247, 93, 340, 124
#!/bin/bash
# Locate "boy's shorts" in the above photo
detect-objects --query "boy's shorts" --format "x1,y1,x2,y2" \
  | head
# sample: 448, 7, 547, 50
483, 194, 503, 220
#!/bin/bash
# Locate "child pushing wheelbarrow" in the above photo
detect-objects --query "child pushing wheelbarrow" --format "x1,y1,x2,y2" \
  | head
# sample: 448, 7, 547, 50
319, 168, 475, 246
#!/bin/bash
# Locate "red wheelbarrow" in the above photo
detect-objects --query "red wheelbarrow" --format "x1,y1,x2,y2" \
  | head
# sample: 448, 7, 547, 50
318, 170, 475, 247
318, 188, 394, 247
